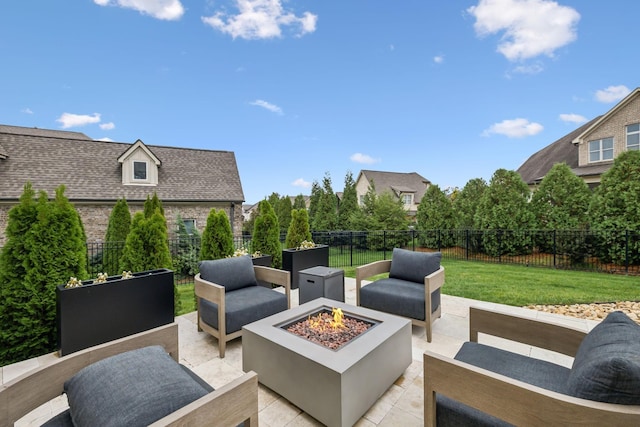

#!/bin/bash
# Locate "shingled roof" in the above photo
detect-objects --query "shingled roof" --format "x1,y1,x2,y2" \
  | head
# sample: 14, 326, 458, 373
0, 125, 244, 203
516, 116, 601, 185
358, 170, 431, 203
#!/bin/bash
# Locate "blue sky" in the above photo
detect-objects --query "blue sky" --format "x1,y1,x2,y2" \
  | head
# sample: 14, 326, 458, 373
1, 1, 638, 203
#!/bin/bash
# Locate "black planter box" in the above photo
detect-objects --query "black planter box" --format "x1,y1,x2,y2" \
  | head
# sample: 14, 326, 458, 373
251, 255, 274, 288
282, 245, 329, 289
56, 268, 174, 356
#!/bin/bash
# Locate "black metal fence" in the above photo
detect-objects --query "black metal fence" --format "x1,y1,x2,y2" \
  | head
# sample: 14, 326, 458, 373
84, 229, 640, 284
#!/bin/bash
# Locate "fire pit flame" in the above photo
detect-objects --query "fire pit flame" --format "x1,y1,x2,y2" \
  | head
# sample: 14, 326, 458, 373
308, 307, 346, 331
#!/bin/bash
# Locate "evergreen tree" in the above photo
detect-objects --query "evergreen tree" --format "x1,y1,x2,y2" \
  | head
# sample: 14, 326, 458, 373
0, 183, 39, 365
21, 186, 87, 361
368, 192, 410, 250
307, 181, 322, 229
416, 184, 456, 248
278, 195, 293, 232
252, 200, 282, 268
119, 212, 147, 272
285, 209, 313, 249
200, 209, 234, 260
590, 150, 640, 264
474, 169, 535, 256
312, 172, 338, 230
293, 194, 307, 210
349, 183, 377, 231
104, 198, 131, 275
143, 192, 164, 218
174, 213, 200, 279
337, 171, 358, 230
453, 178, 487, 229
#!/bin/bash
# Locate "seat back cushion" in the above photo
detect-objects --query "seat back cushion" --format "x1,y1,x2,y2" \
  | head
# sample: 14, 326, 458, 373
566, 311, 640, 405
389, 248, 441, 284
64, 345, 210, 427
199, 256, 257, 292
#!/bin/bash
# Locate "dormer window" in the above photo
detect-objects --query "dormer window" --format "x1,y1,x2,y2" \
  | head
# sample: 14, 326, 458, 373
402, 194, 412, 205
133, 161, 148, 180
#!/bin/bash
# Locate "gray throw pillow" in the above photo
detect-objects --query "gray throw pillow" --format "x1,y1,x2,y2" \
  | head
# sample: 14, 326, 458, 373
389, 248, 441, 284
199, 256, 258, 292
566, 311, 640, 405
64, 345, 209, 427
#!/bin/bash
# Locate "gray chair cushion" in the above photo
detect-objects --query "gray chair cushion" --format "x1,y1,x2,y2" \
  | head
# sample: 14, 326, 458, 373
436, 341, 572, 426
389, 248, 441, 284
63, 345, 210, 427
200, 286, 288, 334
359, 278, 440, 320
566, 311, 640, 405
199, 256, 258, 292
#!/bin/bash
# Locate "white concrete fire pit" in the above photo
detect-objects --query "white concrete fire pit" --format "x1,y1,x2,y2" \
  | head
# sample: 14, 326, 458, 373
242, 298, 412, 427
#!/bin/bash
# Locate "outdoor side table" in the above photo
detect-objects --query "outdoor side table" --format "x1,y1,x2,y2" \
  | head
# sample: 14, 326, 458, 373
298, 266, 345, 304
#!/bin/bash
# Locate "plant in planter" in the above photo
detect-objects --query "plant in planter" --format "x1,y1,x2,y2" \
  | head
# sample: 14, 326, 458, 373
57, 269, 175, 356
283, 209, 328, 289
252, 200, 282, 269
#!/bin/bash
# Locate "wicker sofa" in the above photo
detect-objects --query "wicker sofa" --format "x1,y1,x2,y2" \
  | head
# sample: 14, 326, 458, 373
0, 323, 258, 427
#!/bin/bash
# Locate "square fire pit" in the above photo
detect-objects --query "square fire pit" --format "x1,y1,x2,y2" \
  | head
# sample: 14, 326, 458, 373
242, 298, 412, 427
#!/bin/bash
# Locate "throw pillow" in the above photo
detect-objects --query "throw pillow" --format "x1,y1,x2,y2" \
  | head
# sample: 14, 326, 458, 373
566, 311, 640, 405
64, 345, 209, 427
389, 248, 441, 284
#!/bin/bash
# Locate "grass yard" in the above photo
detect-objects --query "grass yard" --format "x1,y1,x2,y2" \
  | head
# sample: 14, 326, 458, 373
176, 259, 640, 316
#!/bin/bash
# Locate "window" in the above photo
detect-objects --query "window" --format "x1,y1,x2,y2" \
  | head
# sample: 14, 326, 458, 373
402, 194, 412, 205
133, 161, 147, 180
182, 219, 196, 235
359, 195, 365, 206
627, 123, 640, 151
588, 138, 613, 162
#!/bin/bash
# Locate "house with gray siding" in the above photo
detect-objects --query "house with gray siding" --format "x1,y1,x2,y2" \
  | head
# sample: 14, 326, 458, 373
355, 170, 431, 216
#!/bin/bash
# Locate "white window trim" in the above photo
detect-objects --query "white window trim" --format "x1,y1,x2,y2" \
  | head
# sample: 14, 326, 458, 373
588, 138, 614, 163
402, 194, 413, 205
132, 160, 149, 182
627, 124, 640, 151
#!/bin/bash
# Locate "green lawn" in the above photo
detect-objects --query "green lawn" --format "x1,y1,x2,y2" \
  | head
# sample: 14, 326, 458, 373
177, 260, 640, 316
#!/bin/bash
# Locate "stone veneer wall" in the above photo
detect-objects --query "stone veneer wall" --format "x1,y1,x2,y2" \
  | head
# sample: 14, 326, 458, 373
0, 202, 244, 246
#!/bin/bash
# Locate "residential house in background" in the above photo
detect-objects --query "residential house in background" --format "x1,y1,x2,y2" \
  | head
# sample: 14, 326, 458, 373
0, 125, 245, 245
355, 170, 431, 216
518, 87, 640, 189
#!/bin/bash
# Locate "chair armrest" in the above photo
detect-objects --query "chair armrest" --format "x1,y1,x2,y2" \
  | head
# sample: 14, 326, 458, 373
0, 323, 179, 425
254, 266, 291, 308
150, 371, 259, 427
355, 260, 392, 305
425, 266, 445, 293
424, 350, 640, 427
469, 307, 587, 357
194, 273, 225, 305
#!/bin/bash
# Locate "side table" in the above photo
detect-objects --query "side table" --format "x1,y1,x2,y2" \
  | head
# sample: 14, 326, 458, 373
298, 266, 345, 304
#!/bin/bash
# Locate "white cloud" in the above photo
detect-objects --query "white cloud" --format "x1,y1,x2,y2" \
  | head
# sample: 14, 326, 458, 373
21, 108, 33, 114
56, 113, 101, 129
350, 153, 380, 164
202, 0, 317, 40
559, 113, 587, 124
433, 55, 444, 64
482, 118, 543, 138
94, 0, 184, 21
250, 99, 283, 115
100, 122, 115, 130
511, 63, 544, 75
467, 0, 580, 61
292, 178, 311, 189
97, 137, 114, 142
595, 85, 631, 103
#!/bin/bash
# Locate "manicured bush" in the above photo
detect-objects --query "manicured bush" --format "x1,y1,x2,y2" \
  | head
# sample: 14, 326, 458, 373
416, 184, 456, 248
103, 197, 131, 275
200, 209, 234, 260
285, 209, 312, 249
252, 200, 282, 268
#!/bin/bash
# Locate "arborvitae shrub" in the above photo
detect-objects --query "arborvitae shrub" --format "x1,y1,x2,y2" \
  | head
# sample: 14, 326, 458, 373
252, 200, 282, 268
285, 209, 312, 249
200, 209, 234, 260
104, 198, 131, 275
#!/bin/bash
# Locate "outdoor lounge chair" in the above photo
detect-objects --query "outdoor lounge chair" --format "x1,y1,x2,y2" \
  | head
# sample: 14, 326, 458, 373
0, 323, 259, 427
356, 248, 445, 342
195, 255, 291, 358
424, 307, 640, 426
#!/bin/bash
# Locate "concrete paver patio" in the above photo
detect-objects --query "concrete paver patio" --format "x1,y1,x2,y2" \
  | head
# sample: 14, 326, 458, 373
3, 277, 601, 426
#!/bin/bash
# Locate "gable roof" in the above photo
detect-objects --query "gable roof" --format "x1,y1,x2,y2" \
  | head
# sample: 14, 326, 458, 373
517, 116, 600, 185
358, 170, 431, 203
117, 139, 162, 166
0, 124, 244, 203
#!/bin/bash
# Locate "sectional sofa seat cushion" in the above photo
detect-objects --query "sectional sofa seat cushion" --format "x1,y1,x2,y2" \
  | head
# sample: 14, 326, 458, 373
388, 248, 441, 283
436, 341, 572, 426
199, 286, 288, 334
566, 311, 640, 405
61, 345, 211, 427
359, 278, 440, 320
199, 256, 257, 292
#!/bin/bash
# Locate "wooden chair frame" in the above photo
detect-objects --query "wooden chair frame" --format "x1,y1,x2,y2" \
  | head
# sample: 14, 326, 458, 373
423, 307, 640, 426
0, 323, 259, 427
356, 259, 444, 342
195, 265, 291, 358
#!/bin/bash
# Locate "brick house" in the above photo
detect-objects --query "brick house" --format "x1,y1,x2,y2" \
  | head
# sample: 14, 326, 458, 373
0, 125, 245, 246
355, 170, 431, 216
518, 87, 640, 189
